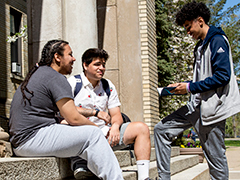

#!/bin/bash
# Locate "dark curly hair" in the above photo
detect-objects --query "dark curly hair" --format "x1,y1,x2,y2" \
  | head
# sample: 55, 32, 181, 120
82, 48, 109, 72
21, 39, 69, 105
176, 1, 211, 26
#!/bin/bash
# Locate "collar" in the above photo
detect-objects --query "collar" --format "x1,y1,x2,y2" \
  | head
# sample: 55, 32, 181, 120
81, 72, 101, 89
203, 26, 226, 46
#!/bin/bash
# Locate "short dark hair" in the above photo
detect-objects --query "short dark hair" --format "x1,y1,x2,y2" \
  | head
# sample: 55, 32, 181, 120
82, 48, 109, 71
176, 1, 211, 26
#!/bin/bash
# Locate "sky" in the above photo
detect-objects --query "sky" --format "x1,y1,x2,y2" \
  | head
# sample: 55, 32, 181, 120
223, 0, 240, 11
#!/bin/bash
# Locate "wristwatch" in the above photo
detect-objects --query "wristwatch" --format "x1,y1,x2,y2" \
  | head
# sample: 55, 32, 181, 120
94, 109, 100, 117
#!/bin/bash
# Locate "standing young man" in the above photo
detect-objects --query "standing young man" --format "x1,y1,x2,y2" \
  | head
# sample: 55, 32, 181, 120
67, 48, 151, 180
154, 1, 240, 180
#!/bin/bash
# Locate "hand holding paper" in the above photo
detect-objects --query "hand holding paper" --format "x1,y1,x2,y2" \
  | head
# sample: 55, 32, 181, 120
157, 83, 188, 96
157, 87, 176, 96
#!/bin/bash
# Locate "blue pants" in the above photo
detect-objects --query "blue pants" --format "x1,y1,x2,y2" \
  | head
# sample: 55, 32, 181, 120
154, 105, 228, 180
14, 124, 123, 180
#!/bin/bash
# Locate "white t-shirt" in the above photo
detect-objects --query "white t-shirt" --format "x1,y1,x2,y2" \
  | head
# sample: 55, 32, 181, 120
68, 72, 121, 128
193, 43, 203, 107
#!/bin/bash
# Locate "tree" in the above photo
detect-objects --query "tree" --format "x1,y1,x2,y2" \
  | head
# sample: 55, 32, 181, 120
6, 25, 27, 43
156, 0, 177, 118
220, 7, 240, 77
156, 0, 194, 118
226, 113, 240, 138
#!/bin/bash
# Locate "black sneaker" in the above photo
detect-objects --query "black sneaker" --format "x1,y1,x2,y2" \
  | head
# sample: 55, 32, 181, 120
74, 167, 96, 180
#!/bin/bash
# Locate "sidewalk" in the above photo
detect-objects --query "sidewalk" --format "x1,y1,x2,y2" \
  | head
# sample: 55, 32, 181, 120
226, 146, 240, 180
202, 138, 240, 180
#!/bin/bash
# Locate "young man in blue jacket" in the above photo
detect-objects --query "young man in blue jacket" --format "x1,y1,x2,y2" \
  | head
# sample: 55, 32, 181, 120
154, 1, 240, 180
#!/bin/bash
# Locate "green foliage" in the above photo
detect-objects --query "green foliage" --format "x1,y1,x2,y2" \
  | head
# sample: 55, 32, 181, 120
226, 113, 240, 138
172, 133, 185, 146
172, 132, 201, 148
207, 0, 228, 26
156, 0, 193, 118
156, 0, 176, 118
221, 7, 240, 77
156, 0, 175, 87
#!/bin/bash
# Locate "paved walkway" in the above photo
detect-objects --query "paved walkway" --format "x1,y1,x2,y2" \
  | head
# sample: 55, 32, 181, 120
202, 138, 240, 180
226, 146, 240, 180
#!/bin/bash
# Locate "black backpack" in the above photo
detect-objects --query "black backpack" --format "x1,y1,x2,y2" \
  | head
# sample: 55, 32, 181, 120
73, 75, 131, 123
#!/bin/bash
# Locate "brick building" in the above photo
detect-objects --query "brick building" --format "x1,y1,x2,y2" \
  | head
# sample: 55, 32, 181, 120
0, 0, 27, 132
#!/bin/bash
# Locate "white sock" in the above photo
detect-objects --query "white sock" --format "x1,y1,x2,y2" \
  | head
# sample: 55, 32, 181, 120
136, 160, 149, 180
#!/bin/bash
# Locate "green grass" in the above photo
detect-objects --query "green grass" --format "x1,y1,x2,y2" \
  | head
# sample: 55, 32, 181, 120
224, 140, 240, 147
196, 140, 240, 147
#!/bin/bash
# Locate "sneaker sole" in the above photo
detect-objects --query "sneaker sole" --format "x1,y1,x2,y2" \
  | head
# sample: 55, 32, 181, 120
74, 171, 97, 180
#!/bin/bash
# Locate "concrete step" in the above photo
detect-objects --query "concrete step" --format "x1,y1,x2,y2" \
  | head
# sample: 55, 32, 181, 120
121, 154, 200, 180
0, 157, 72, 180
229, 171, 240, 180
115, 148, 156, 168
170, 154, 199, 175
0, 147, 208, 180
171, 146, 180, 157
122, 161, 158, 180
0, 148, 155, 179
171, 163, 210, 180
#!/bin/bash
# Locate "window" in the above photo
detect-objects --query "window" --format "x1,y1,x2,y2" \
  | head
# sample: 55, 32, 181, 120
10, 8, 22, 75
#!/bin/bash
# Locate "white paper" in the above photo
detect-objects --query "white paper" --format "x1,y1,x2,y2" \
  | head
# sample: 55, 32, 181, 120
101, 126, 110, 137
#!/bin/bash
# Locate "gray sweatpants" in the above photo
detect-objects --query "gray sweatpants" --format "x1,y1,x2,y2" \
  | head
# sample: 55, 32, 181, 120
71, 122, 130, 171
14, 124, 123, 180
154, 105, 228, 180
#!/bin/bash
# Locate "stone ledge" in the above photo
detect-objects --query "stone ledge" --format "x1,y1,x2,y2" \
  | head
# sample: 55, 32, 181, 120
171, 155, 199, 175
171, 163, 210, 180
122, 161, 158, 180
122, 155, 208, 180
116, 148, 156, 168
0, 157, 72, 180
0, 147, 209, 180
0, 148, 156, 180
171, 146, 180, 157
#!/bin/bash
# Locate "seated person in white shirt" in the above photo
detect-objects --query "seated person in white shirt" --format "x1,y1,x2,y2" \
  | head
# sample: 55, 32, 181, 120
67, 48, 151, 180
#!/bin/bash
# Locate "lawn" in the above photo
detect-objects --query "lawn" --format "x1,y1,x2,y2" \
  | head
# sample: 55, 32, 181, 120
224, 140, 240, 147
196, 139, 240, 147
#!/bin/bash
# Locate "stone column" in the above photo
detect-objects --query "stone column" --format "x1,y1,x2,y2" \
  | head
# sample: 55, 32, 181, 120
27, 0, 63, 69
27, 0, 98, 74
117, 0, 144, 122
62, 0, 98, 75
99, 0, 144, 122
